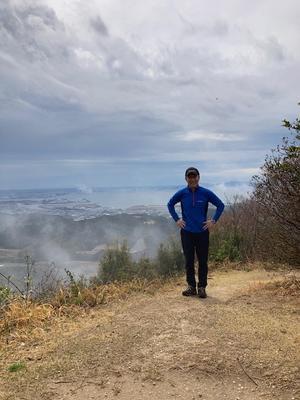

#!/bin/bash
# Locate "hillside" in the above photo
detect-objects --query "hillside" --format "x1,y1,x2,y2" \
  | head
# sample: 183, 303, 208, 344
0, 212, 177, 261
1, 265, 299, 400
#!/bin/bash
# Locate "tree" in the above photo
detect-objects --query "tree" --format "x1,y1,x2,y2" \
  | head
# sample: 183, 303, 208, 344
250, 104, 300, 265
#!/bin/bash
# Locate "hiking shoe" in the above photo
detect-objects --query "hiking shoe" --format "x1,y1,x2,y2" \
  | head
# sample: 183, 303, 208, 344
198, 287, 207, 298
182, 285, 197, 296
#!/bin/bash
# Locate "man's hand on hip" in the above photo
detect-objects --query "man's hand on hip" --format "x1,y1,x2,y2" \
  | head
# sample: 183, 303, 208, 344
176, 219, 186, 229
203, 218, 215, 230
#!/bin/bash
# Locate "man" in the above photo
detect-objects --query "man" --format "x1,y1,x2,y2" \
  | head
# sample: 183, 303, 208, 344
167, 167, 225, 299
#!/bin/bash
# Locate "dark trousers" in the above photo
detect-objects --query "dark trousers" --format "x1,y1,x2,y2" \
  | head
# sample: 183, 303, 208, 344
180, 228, 209, 288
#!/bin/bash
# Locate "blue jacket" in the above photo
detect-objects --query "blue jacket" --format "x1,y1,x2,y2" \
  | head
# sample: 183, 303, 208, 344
167, 185, 225, 233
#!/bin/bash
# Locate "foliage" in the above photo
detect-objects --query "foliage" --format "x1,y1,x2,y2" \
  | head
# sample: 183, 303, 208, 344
208, 195, 247, 263
213, 234, 242, 263
8, 362, 26, 372
98, 236, 184, 283
99, 241, 136, 283
64, 269, 84, 305
0, 286, 12, 308
250, 104, 300, 265
155, 235, 184, 277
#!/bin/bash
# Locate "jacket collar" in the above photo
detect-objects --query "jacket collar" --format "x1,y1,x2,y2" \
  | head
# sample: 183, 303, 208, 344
187, 184, 199, 192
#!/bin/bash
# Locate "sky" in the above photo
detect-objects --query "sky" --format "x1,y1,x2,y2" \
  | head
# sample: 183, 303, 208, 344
0, 0, 299, 196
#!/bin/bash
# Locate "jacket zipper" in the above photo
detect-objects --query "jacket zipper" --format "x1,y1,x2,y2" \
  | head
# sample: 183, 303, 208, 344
193, 191, 195, 206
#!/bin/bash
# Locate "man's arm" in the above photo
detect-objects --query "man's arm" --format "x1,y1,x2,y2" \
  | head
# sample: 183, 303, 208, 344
167, 190, 182, 222
207, 189, 225, 223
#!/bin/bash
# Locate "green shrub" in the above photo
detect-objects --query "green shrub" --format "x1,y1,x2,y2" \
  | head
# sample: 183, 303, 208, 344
8, 362, 26, 372
63, 269, 86, 305
0, 286, 12, 306
155, 235, 184, 277
99, 240, 136, 283
211, 233, 242, 262
97, 236, 184, 283
134, 257, 158, 280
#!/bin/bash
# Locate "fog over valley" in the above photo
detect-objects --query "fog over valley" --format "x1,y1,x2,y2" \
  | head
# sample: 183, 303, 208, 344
0, 186, 223, 289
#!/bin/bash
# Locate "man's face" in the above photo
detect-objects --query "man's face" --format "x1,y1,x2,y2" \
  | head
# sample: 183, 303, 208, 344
185, 173, 200, 188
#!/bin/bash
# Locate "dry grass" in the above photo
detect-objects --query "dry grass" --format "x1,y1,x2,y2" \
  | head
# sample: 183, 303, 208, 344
0, 275, 180, 350
1, 262, 297, 349
262, 273, 300, 296
244, 272, 300, 297
0, 274, 183, 399
0, 302, 55, 334
210, 259, 296, 272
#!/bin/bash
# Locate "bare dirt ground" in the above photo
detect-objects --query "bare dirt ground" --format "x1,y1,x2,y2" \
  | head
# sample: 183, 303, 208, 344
1, 267, 299, 400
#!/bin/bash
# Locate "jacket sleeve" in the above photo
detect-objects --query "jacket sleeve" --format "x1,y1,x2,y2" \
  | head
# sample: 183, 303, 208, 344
207, 190, 225, 223
167, 190, 182, 222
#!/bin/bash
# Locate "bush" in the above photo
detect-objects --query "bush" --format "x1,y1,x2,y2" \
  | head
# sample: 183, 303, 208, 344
155, 235, 184, 277
97, 235, 184, 283
213, 234, 242, 263
133, 256, 158, 280
0, 286, 12, 306
99, 240, 136, 283
208, 194, 256, 263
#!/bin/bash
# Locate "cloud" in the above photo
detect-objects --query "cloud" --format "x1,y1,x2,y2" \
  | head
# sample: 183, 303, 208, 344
0, 0, 68, 62
90, 15, 109, 36
0, 0, 300, 191
177, 131, 245, 142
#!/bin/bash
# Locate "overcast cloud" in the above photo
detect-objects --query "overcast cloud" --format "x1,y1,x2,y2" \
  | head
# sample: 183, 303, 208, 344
0, 0, 299, 194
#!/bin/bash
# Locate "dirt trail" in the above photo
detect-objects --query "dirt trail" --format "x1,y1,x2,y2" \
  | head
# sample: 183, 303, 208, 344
2, 268, 300, 400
